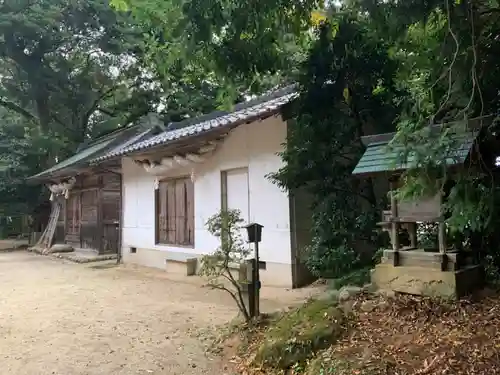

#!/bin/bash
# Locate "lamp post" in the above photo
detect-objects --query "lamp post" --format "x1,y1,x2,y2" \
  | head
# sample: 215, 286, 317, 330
244, 222, 263, 318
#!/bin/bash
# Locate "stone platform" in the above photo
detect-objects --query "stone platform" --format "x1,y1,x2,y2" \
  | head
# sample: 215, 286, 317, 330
30, 245, 117, 264
52, 249, 117, 264
372, 249, 484, 298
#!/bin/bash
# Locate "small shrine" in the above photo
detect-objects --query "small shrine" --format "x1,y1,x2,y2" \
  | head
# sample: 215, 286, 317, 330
352, 125, 485, 298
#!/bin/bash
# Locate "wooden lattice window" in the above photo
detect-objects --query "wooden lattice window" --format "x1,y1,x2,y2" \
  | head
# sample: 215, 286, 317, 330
156, 177, 194, 246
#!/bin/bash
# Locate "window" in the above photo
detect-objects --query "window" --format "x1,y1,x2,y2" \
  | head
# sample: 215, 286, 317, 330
156, 177, 195, 246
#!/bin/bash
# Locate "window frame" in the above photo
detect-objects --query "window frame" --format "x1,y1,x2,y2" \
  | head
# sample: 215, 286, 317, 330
155, 176, 195, 247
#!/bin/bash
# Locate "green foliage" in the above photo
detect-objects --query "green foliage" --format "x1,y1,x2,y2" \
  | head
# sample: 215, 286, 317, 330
110, 0, 317, 103
444, 176, 492, 234
272, 13, 403, 278
0, 0, 167, 218
0, 0, 227, 219
199, 209, 251, 322
329, 250, 383, 289
376, 0, 500, 268
417, 223, 439, 250
364, 0, 500, 282
0, 0, 158, 140
253, 299, 346, 370
330, 267, 372, 290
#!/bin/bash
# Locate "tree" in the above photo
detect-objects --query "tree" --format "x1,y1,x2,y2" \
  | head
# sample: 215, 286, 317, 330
0, 108, 46, 217
0, 0, 162, 162
199, 209, 251, 322
110, 0, 319, 103
354, 0, 500, 279
271, 12, 406, 278
0, 0, 168, 224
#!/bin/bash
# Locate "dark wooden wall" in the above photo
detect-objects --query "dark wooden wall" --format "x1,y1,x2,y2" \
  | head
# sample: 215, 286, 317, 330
101, 173, 121, 254
54, 198, 65, 244
56, 172, 121, 254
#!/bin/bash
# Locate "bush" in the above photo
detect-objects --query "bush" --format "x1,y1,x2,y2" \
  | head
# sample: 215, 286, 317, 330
330, 267, 371, 289
303, 243, 361, 280
198, 209, 252, 322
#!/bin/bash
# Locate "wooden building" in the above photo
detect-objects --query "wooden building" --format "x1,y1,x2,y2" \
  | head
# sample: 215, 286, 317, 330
29, 123, 160, 255
90, 86, 316, 288
53, 173, 121, 254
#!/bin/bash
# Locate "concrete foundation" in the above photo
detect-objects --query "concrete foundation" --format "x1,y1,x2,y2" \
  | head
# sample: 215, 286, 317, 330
121, 247, 294, 287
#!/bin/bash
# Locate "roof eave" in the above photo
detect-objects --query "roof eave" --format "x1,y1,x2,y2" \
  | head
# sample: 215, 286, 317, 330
94, 106, 286, 162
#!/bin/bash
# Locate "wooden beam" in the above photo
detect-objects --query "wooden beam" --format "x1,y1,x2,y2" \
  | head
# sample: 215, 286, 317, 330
185, 153, 205, 163
97, 176, 104, 254
160, 157, 174, 167
173, 155, 191, 167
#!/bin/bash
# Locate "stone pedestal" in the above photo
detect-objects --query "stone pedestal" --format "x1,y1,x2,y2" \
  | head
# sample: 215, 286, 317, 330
372, 249, 484, 298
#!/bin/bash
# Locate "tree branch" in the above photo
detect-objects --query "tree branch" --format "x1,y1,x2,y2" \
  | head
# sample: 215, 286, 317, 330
479, 8, 500, 16
208, 282, 250, 321
96, 107, 117, 116
80, 86, 118, 136
0, 98, 36, 121
222, 262, 250, 320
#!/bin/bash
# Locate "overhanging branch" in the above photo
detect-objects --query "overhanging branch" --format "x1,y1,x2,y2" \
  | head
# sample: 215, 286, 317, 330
0, 98, 36, 121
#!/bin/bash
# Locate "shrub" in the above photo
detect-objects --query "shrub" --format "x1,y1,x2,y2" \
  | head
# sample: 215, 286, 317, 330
198, 209, 252, 322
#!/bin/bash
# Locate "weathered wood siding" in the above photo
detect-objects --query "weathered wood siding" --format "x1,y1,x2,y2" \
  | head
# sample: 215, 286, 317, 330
80, 189, 99, 250
101, 173, 121, 254
61, 172, 121, 253
65, 193, 80, 245
54, 199, 65, 244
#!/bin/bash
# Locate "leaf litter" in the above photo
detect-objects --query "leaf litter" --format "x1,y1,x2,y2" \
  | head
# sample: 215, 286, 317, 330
227, 289, 500, 375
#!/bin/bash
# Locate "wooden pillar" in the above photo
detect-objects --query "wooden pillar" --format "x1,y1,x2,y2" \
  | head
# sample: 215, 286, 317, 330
390, 178, 400, 266
63, 196, 68, 241
438, 222, 446, 253
97, 175, 104, 254
438, 193, 446, 254
390, 179, 400, 251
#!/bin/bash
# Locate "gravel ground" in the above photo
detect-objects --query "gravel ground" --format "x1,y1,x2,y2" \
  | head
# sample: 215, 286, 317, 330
0, 251, 321, 375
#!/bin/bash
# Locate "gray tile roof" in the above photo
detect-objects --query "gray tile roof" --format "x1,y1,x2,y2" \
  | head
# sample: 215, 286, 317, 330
91, 85, 297, 163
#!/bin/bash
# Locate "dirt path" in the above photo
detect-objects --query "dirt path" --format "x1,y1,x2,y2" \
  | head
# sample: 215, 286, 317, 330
0, 252, 321, 375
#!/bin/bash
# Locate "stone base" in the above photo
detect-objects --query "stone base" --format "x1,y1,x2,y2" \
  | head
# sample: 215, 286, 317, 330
47, 243, 74, 254
371, 263, 484, 299
52, 250, 117, 264
121, 247, 294, 288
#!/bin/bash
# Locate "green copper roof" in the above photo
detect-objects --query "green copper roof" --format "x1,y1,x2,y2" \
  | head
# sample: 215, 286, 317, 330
28, 125, 156, 182
352, 131, 477, 176
29, 138, 116, 180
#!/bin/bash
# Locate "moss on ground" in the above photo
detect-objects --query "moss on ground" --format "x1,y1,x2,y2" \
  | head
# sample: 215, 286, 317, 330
305, 350, 388, 375
305, 355, 353, 375
251, 299, 348, 370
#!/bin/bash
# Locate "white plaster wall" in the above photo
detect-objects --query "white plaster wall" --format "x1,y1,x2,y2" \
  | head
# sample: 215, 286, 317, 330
122, 115, 292, 265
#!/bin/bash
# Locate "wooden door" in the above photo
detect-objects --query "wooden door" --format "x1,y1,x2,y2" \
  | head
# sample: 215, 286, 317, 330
102, 190, 121, 254
157, 178, 195, 247
80, 189, 99, 250
65, 193, 81, 245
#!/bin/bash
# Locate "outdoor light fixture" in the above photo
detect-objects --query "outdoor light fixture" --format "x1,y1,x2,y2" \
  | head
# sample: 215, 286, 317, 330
244, 222, 263, 244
